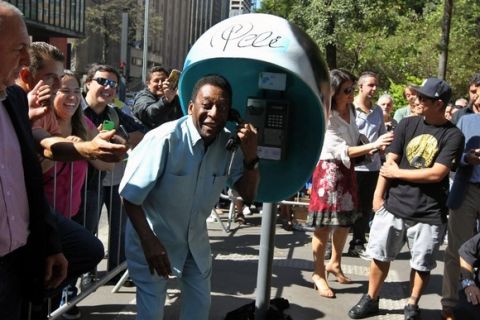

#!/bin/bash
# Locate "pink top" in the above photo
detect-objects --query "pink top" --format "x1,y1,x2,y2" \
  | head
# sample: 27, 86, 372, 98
42, 116, 95, 218
0, 99, 30, 256
32, 109, 62, 136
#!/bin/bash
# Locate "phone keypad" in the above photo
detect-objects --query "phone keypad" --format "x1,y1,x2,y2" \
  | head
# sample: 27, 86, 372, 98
267, 115, 284, 128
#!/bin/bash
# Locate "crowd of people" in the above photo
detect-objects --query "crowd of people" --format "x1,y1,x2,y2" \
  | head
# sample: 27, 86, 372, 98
304, 68, 480, 320
3, 1, 480, 320
0, 2, 259, 319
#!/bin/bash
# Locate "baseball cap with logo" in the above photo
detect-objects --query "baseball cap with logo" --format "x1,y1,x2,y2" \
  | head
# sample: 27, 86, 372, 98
413, 78, 452, 103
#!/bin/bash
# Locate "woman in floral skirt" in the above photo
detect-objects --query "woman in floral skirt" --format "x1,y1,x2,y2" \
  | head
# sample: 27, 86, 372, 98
308, 69, 393, 298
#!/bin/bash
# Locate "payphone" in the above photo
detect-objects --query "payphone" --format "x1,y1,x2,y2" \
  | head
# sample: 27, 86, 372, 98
244, 98, 289, 161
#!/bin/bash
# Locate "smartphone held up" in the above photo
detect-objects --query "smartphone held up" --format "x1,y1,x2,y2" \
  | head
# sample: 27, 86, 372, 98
167, 69, 181, 89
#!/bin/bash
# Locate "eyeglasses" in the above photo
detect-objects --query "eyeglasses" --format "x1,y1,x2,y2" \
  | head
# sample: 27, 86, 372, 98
343, 87, 354, 95
93, 77, 118, 88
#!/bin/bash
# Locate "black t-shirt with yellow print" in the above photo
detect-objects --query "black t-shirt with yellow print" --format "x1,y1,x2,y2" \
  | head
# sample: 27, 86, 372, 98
384, 116, 464, 225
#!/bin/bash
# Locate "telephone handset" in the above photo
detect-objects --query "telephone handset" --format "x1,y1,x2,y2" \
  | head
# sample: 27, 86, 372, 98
225, 109, 244, 151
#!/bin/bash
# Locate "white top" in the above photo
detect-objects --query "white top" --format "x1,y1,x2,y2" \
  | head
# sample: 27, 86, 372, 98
319, 107, 359, 169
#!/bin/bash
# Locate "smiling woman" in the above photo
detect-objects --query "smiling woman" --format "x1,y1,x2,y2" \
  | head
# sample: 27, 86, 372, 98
42, 70, 112, 218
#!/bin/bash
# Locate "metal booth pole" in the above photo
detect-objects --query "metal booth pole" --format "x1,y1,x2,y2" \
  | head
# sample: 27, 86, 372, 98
255, 202, 277, 319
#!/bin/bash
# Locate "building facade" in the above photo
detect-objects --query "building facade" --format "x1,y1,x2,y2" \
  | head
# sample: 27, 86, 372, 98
5, 0, 85, 69
73, 0, 229, 91
7, 0, 231, 91
229, 0, 252, 17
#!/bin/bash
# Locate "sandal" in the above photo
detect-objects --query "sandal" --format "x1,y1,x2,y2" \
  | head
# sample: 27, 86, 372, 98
312, 274, 335, 298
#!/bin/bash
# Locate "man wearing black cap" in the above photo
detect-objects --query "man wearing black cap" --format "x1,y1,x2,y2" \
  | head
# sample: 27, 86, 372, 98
348, 78, 464, 320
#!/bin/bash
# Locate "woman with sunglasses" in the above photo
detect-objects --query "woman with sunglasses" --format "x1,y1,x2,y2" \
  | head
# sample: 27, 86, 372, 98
308, 69, 392, 298
40, 71, 113, 318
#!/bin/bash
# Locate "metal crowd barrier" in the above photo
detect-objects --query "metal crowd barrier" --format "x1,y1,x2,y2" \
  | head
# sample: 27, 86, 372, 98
209, 192, 310, 233
44, 161, 128, 319
44, 160, 310, 318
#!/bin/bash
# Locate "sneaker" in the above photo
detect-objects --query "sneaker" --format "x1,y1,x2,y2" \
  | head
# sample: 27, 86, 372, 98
404, 304, 420, 320
242, 206, 252, 216
60, 285, 81, 319
62, 305, 81, 320
348, 294, 379, 319
348, 244, 366, 257
80, 272, 96, 291
206, 214, 218, 222
60, 285, 78, 306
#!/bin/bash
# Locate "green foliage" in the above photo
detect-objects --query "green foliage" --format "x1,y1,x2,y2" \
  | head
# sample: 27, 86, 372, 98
256, 0, 293, 17
84, 0, 162, 63
388, 75, 423, 111
257, 0, 480, 101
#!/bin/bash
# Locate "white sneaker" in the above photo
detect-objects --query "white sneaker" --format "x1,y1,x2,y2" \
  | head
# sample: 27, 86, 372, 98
206, 214, 218, 222
242, 207, 252, 216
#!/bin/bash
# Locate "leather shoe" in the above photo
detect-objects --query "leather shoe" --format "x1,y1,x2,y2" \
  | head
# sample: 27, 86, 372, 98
348, 294, 379, 319
348, 244, 366, 257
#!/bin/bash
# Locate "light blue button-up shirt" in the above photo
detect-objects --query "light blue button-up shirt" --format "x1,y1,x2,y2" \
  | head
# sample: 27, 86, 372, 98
354, 104, 387, 171
119, 115, 244, 277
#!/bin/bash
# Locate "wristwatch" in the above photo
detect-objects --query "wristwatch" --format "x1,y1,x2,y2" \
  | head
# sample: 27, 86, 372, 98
244, 156, 260, 170
461, 278, 476, 289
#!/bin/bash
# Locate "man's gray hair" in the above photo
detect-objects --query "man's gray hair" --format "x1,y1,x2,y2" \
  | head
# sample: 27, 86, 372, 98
377, 93, 394, 104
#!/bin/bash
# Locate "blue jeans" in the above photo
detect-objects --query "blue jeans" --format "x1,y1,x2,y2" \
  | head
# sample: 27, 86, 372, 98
74, 184, 126, 272
53, 212, 105, 284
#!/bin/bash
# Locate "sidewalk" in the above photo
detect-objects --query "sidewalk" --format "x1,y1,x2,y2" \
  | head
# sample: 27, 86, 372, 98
78, 212, 445, 319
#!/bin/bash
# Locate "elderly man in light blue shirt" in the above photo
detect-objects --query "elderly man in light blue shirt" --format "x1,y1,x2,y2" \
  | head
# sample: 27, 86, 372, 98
120, 75, 260, 320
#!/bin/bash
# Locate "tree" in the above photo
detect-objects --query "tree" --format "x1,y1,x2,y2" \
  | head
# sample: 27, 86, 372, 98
83, 0, 162, 64
255, 0, 296, 17
257, 0, 480, 98
438, 0, 453, 79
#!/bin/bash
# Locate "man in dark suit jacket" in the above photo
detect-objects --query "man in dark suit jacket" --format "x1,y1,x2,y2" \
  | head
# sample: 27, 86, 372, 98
0, 4, 67, 318
2, 85, 67, 319
0, 3, 127, 319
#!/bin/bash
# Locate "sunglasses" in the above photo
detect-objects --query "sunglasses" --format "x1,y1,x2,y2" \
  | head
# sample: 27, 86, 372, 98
93, 77, 118, 88
343, 87, 354, 95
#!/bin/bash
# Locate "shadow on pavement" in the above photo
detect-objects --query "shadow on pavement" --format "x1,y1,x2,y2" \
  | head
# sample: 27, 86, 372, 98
79, 304, 136, 319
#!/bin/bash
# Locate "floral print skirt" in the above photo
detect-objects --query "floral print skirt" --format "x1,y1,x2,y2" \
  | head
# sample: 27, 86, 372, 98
307, 159, 360, 227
